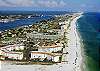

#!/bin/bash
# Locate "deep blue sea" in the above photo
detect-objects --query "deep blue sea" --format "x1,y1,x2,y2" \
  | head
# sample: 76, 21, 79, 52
77, 12, 100, 71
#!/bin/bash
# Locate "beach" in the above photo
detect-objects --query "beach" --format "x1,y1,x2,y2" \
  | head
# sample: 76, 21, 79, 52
0, 14, 83, 71
65, 14, 83, 71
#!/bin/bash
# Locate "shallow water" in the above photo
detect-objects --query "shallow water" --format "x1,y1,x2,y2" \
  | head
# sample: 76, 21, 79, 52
77, 12, 100, 71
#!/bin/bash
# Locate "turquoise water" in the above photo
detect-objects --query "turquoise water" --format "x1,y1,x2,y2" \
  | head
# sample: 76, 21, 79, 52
0, 11, 100, 71
77, 12, 100, 71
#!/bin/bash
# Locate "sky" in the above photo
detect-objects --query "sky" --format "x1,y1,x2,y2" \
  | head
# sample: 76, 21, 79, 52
0, 0, 100, 12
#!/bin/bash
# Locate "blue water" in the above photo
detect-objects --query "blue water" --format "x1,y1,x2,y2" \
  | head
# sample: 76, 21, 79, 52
0, 11, 100, 71
0, 11, 69, 31
0, 11, 68, 15
0, 16, 53, 31
77, 12, 100, 71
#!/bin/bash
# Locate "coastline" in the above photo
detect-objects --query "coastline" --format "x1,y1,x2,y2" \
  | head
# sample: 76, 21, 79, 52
66, 14, 83, 71
76, 13, 100, 71
76, 26, 86, 71
76, 15, 86, 71
0, 13, 84, 71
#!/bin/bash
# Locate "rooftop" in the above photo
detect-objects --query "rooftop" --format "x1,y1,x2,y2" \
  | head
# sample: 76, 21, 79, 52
31, 51, 62, 56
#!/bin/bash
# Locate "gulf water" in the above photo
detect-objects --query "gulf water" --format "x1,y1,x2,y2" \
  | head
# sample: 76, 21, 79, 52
77, 12, 100, 71
0, 11, 99, 71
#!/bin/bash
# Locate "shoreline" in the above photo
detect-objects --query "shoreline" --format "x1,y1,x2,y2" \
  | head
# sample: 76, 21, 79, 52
0, 13, 84, 71
76, 15, 86, 71
66, 14, 84, 71
76, 27, 85, 71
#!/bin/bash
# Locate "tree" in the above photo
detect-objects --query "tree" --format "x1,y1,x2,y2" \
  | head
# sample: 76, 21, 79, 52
23, 38, 35, 61
0, 33, 2, 46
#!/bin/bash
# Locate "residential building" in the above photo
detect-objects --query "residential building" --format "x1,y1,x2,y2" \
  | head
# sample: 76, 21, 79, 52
0, 44, 24, 60
39, 43, 63, 53
30, 51, 61, 62
27, 31, 61, 40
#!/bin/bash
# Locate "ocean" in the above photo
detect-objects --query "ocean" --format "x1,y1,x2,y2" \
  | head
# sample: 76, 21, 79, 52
77, 12, 100, 71
0, 11, 100, 71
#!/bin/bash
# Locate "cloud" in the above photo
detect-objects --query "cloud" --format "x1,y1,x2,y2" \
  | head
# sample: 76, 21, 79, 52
0, 0, 66, 8
35, 0, 66, 7
0, 0, 33, 7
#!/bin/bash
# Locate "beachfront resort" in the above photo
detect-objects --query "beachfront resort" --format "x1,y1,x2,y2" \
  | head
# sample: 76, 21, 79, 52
0, 13, 83, 71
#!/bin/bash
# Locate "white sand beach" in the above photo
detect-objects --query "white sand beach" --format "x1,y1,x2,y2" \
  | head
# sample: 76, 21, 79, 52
0, 14, 83, 71
65, 15, 83, 71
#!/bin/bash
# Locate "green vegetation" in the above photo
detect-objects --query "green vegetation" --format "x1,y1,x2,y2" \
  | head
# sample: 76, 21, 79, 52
59, 55, 62, 62
0, 14, 74, 64
23, 38, 36, 61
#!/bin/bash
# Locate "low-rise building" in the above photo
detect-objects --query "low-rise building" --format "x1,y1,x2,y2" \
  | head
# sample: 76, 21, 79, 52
0, 50, 5, 60
0, 49, 23, 60
27, 31, 61, 40
39, 43, 63, 53
1, 44, 24, 51
5, 52, 23, 60
0, 44, 24, 60
30, 51, 61, 62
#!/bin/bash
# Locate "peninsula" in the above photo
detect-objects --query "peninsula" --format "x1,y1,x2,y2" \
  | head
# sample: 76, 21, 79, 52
0, 12, 83, 71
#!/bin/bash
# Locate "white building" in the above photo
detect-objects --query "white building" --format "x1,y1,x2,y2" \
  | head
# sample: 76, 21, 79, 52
59, 22, 66, 35
27, 31, 61, 40
5, 52, 23, 60
1, 44, 24, 51
30, 51, 61, 62
15, 45, 24, 50
59, 20, 70, 35
59, 22, 65, 25
0, 49, 23, 60
0, 50, 5, 60
39, 43, 63, 53
0, 44, 24, 60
